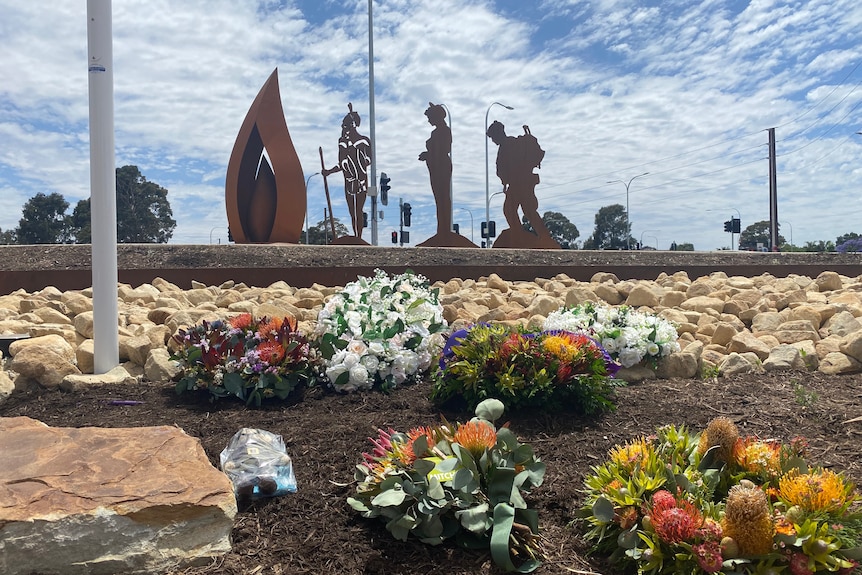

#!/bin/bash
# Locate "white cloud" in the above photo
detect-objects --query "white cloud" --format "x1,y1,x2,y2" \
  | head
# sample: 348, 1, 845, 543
1, 0, 861, 251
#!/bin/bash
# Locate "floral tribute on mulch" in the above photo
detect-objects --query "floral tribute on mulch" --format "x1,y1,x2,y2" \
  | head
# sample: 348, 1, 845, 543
580, 416, 862, 574
348, 399, 546, 573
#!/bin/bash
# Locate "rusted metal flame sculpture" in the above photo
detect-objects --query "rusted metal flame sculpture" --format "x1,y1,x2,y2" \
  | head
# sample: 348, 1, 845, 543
226, 69, 305, 243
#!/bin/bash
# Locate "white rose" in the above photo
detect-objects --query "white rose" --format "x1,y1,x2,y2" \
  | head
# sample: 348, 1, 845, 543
347, 339, 368, 356
349, 364, 370, 387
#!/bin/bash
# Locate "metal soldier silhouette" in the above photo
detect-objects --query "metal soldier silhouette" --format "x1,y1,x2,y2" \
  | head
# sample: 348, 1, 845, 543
486, 121, 560, 249
321, 103, 371, 242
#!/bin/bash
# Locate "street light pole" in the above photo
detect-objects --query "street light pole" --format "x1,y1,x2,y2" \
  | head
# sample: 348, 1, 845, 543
485, 101, 513, 248
458, 207, 474, 244
304, 172, 320, 244
640, 229, 659, 250
608, 172, 649, 250
781, 220, 793, 250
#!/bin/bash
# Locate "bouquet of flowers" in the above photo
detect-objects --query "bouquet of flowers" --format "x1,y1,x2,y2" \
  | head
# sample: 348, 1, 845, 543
580, 417, 862, 574
348, 399, 546, 573
544, 301, 680, 368
172, 313, 319, 405
431, 323, 621, 413
313, 269, 447, 392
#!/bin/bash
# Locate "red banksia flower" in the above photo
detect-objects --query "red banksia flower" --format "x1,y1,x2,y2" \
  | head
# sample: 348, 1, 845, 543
693, 542, 723, 573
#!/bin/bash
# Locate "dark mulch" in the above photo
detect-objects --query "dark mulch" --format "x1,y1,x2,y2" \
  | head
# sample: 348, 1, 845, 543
2, 371, 862, 574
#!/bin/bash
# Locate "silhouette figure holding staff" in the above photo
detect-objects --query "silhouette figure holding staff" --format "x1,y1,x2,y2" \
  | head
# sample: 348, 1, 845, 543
486, 121, 559, 249
416, 103, 476, 248
321, 103, 371, 242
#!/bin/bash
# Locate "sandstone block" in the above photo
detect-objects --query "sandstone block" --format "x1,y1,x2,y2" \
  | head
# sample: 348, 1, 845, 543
710, 322, 739, 347
819, 352, 862, 375
0, 417, 236, 575
625, 284, 660, 307
823, 310, 862, 337
61, 366, 138, 391
144, 348, 180, 382
763, 344, 808, 372
76, 339, 95, 374
485, 273, 510, 293
564, 287, 598, 307
8, 332, 75, 361
727, 331, 772, 360
0, 370, 13, 404
839, 331, 862, 362
593, 283, 622, 305
9, 346, 81, 388
815, 271, 843, 292
655, 351, 699, 379
681, 296, 725, 314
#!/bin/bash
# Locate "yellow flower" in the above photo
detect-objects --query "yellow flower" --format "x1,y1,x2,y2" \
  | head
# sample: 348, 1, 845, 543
778, 469, 857, 513
609, 437, 653, 471
734, 437, 781, 477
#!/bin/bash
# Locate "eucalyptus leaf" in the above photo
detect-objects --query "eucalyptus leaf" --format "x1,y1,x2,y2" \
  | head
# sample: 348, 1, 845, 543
413, 458, 435, 476
455, 503, 491, 533
385, 514, 416, 542
490, 503, 540, 573
347, 497, 370, 512
592, 496, 615, 523
412, 435, 428, 458
474, 398, 505, 422
427, 477, 445, 500
372, 487, 407, 507
618, 526, 639, 549
452, 467, 478, 492
222, 372, 246, 400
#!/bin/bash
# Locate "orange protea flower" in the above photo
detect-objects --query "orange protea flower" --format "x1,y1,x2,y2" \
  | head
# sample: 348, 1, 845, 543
453, 420, 497, 458
391, 426, 439, 464
734, 437, 782, 477
258, 316, 284, 339
229, 313, 253, 330
542, 332, 591, 362
257, 340, 285, 364
609, 437, 654, 472
778, 469, 857, 513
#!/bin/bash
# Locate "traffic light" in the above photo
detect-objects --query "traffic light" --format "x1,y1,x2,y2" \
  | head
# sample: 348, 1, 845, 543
481, 221, 488, 238
488, 220, 496, 238
391, 231, 397, 244
379, 172, 390, 206
452, 223, 460, 234
400, 230, 409, 244
402, 203, 412, 227
363, 211, 368, 228
724, 220, 733, 233
732, 218, 741, 233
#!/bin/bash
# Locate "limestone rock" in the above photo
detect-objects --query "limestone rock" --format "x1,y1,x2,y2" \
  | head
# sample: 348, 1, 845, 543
8, 333, 75, 361
815, 271, 843, 292
720, 352, 763, 376
763, 344, 808, 372
839, 331, 862, 362
655, 350, 699, 379
625, 284, 660, 307
819, 352, 862, 375
0, 370, 14, 404
727, 331, 772, 360
0, 416, 236, 575
75, 339, 95, 374
144, 348, 180, 382
61, 366, 138, 391
9, 346, 81, 388
592, 283, 622, 304
823, 310, 862, 337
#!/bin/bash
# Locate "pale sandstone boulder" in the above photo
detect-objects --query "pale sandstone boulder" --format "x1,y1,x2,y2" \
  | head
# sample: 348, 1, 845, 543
655, 350, 700, 379
144, 348, 180, 382
790, 340, 820, 371
8, 333, 75, 361
0, 370, 14, 404
823, 311, 862, 337
719, 352, 764, 375
75, 339, 95, 374
0, 417, 236, 575
763, 344, 808, 372
592, 283, 623, 304
773, 319, 820, 344
61, 366, 138, 391
710, 322, 739, 347
819, 352, 862, 375
815, 271, 843, 292
9, 346, 81, 388
681, 296, 725, 314
840, 331, 862, 362
625, 284, 660, 307
728, 331, 772, 360
564, 286, 598, 307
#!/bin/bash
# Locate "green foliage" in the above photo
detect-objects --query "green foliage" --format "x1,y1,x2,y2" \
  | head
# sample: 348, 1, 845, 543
801, 239, 836, 252
300, 217, 351, 244
348, 399, 546, 572
172, 313, 320, 406
738, 220, 785, 251
69, 199, 91, 243
15, 192, 71, 244
521, 210, 580, 249
0, 227, 16, 244
115, 165, 176, 243
431, 324, 621, 413
583, 204, 632, 250
580, 420, 862, 574
672, 242, 695, 251
793, 382, 819, 407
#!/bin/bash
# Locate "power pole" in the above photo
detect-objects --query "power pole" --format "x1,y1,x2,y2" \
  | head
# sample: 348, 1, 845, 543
767, 127, 778, 251
367, 0, 378, 245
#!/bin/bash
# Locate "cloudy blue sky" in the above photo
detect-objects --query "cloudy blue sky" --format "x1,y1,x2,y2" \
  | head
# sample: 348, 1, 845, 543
1, 0, 860, 249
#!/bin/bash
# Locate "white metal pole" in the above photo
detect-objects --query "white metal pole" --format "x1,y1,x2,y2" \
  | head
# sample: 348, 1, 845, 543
87, 0, 119, 373
368, 0, 378, 245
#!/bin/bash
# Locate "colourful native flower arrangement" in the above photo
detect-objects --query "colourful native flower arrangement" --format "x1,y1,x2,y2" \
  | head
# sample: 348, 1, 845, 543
172, 313, 320, 405
313, 269, 448, 392
580, 417, 862, 574
431, 323, 622, 412
544, 302, 680, 368
348, 399, 546, 573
